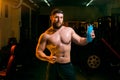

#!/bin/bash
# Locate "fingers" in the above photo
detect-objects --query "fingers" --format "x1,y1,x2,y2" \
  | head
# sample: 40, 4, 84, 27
91, 30, 95, 38
48, 56, 57, 64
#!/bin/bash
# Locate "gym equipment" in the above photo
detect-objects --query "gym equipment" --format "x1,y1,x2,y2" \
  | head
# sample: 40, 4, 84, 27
87, 55, 100, 69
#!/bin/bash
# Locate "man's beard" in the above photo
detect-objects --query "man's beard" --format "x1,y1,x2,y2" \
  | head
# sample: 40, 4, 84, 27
53, 22, 63, 29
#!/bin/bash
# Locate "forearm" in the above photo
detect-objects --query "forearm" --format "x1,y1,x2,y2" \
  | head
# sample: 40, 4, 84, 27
36, 51, 49, 61
79, 37, 88, 46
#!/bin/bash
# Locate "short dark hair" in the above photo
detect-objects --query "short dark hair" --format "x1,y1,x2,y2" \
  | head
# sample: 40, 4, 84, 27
50, 8, 64, 16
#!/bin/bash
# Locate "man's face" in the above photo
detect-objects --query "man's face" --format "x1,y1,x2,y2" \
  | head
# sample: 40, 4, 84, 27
50, 13, 63, 29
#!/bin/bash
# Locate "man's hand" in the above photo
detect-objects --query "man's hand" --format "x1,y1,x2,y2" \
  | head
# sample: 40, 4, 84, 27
91, 30, 95, 39
48, 55, 57, 64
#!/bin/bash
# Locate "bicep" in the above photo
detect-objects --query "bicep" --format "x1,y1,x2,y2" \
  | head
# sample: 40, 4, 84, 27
71, 29, 81, 44
36, 34, 47, 52
36, 34, 49, 61
71, 29, 87, 45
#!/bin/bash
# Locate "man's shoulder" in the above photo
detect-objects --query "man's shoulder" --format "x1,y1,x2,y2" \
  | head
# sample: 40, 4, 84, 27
40, 32, 49, 39
63, 26, 74, 31
42, 32, 49, 36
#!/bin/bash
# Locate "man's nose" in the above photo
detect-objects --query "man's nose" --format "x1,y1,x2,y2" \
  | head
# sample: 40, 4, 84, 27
58, 17, 60, 21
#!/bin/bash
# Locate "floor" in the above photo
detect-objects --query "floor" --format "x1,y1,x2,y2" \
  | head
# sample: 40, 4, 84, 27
14, 59, 120, 80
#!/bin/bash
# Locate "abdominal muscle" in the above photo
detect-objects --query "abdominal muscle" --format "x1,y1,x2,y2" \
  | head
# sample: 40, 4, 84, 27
54, 52, 70, 63
47, 45, 71, 63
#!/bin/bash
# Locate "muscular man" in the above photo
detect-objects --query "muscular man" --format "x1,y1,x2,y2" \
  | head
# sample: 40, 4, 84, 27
36, 8, 95, 80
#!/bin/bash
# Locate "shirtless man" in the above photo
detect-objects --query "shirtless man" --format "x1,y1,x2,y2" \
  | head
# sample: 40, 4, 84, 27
36, 8, 95, 80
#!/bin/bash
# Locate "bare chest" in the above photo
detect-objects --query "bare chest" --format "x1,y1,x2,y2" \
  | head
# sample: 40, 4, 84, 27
47, 30, 71, 46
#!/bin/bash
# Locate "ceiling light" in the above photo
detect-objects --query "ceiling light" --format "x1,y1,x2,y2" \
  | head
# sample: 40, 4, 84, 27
29, 0, 34, 3
86, 0, 94, 7
44, 0, 50, 6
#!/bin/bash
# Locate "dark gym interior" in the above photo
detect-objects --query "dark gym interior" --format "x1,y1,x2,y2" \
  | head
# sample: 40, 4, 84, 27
0, 0, 120, 80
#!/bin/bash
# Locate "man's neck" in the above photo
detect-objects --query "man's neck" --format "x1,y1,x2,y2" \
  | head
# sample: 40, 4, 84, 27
51, 26, 63, 31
